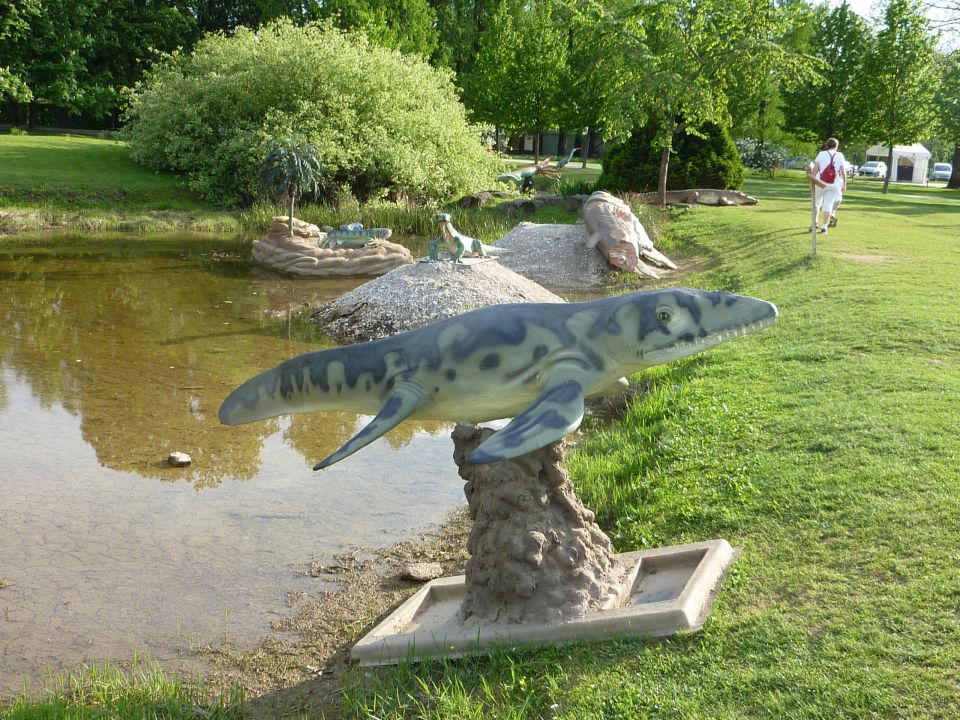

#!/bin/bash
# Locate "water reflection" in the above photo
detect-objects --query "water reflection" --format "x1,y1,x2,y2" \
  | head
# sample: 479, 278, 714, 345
0, 238, 447, 487
0, 237, 462, 696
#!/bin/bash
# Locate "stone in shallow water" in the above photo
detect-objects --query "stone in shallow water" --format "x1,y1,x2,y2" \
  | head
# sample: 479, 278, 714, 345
168, 451, 192, 467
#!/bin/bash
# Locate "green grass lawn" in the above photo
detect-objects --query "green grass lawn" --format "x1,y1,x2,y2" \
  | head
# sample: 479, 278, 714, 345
0, 133, 241, 233
338, 176, 960, 719
4, 160, 960, 718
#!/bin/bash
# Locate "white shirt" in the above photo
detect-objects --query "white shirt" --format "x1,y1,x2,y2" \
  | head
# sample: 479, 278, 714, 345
814, 149, 846, 189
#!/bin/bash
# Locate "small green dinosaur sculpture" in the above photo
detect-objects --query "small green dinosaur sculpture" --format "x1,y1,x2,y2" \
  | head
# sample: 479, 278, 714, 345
428, 213, 488, 263
318, 223, 393, 249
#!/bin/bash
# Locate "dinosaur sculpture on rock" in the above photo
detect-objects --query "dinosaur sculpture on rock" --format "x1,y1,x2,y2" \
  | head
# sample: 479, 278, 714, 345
219, 288, 778, 469
428, 212, 511, 263
251, 216, 412, 277
579, 191, 678, 279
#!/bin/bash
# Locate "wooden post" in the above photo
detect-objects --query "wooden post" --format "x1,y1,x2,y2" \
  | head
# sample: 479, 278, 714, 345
807, 163, 827, 258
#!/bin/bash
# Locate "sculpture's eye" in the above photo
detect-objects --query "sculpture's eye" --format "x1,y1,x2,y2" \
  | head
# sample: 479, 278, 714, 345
657, 310, 671, 322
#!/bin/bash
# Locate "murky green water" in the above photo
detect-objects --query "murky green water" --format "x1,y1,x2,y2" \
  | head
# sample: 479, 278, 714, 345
0, 236, 462, 696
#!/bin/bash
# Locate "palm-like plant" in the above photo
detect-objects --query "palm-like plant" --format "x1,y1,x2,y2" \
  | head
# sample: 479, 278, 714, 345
259, 136, 324, 236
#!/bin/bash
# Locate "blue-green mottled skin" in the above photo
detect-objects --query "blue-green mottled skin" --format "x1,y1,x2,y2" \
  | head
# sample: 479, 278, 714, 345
219, 288, 777, 469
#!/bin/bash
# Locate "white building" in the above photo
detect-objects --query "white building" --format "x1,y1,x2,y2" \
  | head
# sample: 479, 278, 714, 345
865, 143, 932, 183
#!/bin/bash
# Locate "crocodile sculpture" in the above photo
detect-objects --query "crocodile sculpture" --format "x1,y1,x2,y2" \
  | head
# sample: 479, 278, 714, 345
219, 287, 778, 469
629, 189, 759, 206
580, 191, 678, 279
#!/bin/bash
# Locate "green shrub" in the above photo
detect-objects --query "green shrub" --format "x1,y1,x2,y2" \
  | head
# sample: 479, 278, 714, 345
122, 20, 500, 206
598, 122, 745, 192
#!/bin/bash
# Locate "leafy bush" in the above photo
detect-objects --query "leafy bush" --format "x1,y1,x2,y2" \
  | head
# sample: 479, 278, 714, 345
598, 122, 745, 192
736, 137, 788, 176
123, 21, 500, 206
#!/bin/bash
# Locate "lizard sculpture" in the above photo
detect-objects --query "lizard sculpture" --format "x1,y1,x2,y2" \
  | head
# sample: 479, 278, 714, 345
220, 288, 777, 469
428, 213, 510, 262
318, 223, 393, 249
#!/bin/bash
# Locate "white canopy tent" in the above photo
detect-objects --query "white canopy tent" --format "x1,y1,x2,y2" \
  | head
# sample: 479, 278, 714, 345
865, 143, 931, 183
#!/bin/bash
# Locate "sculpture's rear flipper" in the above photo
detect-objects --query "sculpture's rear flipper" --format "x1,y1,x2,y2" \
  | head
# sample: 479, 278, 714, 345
313, 379, 426, 470
468, 375, 587, 464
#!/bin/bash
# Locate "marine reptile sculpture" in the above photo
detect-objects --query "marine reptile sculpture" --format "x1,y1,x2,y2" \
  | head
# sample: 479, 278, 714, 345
220, 288, 777, 469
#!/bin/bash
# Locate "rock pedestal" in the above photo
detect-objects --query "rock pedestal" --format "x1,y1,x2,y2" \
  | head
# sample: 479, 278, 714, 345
252, 216, 413, 277
452, 424, 632, 624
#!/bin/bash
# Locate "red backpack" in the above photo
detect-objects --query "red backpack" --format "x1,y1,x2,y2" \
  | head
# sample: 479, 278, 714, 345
820, 152, 837, 183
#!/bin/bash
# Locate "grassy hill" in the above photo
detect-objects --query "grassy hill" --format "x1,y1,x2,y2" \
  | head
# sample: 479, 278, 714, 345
0, 133, 241, 234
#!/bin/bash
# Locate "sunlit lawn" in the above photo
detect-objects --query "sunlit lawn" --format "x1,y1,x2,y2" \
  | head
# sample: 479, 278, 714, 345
4, 168, 960, 718
341, 175, 960, 719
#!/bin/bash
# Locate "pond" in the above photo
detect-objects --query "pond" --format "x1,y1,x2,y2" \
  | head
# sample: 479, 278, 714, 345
0, 236, 465, 697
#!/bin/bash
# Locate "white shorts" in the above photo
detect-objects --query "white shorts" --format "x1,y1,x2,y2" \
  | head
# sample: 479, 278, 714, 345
815, 184, 840, 210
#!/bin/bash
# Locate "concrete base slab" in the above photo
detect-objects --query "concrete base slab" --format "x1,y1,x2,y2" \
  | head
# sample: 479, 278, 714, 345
352, 539, 738, 666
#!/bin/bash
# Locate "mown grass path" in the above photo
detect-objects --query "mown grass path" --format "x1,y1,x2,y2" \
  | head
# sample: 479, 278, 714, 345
342, 176, 960, 719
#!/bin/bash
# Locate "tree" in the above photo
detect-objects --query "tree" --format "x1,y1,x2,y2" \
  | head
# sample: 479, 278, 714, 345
431, 0, 502, 74
0, 0, 40, 102
782, 2, 872, 143
260, 136, 324, 235
460, 0, 518, 148
1, 0, 200, 126
460, 0, 567, 160
310, 0, 439, 56
187, 0, 310, 35
934, 51, 960, 188
500, 1, 567, 159
858, 0, 938, 193
0, 0, 99, 125
86, 0, 199, 124
580, 0, 814, 205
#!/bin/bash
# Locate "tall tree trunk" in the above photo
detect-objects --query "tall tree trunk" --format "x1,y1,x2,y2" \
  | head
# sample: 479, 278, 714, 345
882, 145, 894, 194
657, 117, 677, 208
557, 127, 566, 156
287, 186, 295, 236
658, 144, 671, 208
586, 128, 596, 166
948, 143, 960, 190
533, 130, 541, 162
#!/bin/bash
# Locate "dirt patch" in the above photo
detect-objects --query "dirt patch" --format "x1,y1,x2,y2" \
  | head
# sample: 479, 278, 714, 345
836, 252, 890, 265
206, 507, 472, 718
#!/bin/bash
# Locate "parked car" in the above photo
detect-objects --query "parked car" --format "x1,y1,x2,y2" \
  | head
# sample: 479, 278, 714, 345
930, 162, 952, 181
843, 160, 855, 177
858, 161, 887, 178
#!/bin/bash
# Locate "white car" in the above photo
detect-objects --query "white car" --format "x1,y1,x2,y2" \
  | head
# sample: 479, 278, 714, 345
858, 161, 887, 178
930, 163, 952, 181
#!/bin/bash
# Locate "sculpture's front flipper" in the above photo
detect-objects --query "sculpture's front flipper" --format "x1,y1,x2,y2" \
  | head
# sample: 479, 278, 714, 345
314, 378, 426, 470
468, 368, 590, 464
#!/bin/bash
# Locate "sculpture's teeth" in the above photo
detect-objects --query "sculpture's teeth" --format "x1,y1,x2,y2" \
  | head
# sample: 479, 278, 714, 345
640, 247, 678, 270
635, 258, 662, 279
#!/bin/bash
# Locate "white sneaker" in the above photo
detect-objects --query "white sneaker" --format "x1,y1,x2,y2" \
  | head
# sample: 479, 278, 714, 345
820, 225, 828, 234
